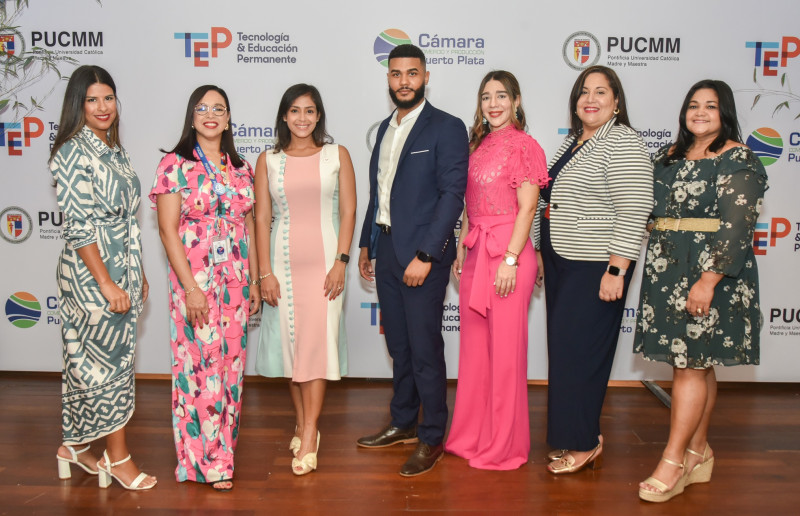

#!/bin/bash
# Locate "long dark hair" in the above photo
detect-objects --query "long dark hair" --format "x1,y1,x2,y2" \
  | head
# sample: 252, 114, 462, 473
49, 65, 120, 162
161, 85, 244, 168
667, 79, 742, 163
567, 65, 631, 137
273, 83, 332, 153
469, 70, 526, 153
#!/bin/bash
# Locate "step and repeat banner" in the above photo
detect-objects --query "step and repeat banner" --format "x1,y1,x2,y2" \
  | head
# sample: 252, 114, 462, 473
1, 0, 798, 381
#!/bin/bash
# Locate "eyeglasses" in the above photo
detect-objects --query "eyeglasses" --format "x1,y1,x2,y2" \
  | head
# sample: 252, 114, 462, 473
194, 104, 228, 116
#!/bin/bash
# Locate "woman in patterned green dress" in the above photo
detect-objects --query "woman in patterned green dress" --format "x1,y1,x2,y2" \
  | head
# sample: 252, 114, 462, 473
51, 65, 156, 490
634, 80, 767, 502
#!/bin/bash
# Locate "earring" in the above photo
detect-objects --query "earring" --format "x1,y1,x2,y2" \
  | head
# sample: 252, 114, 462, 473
225, 124, 229, 130
516, 108, 522, 120
482, 117, 488, 125
613, 108, 620, 115
191, 124, 194, 129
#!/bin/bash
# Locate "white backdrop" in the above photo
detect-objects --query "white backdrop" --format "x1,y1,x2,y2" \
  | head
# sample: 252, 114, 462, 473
1, 0, 798, 381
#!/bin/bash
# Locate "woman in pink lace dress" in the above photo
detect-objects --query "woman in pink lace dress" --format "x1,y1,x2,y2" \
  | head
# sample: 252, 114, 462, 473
445, 71, 549, 470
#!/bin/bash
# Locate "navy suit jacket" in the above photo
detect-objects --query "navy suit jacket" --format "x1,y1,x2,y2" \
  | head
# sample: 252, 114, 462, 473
359, 101, 469, 266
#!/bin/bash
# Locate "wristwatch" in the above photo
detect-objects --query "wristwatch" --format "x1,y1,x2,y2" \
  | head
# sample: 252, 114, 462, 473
504, 255, 518, 267
416, 250, 433, 263
607, 265, 627, 276
335, 253, 350, 264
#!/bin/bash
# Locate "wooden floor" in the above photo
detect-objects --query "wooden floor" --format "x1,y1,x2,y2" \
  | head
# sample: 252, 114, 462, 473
2, 373, 798, 515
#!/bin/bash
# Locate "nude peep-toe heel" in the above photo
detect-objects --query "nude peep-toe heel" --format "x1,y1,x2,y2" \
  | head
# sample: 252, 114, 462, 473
547, 443, 603, 474
292, 432, 320, 476
685, 443, 714, 485
57, 445, 99, 479
97, 450, 157, 490
638, 456, 686, 503
290, 426, 301, 457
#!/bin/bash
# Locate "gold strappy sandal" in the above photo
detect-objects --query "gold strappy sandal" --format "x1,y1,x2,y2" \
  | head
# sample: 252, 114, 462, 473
685, 443, 714, 485
639, 456, 686, 503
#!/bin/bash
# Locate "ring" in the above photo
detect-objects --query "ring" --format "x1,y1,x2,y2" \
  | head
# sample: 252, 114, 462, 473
203, 309, 209, 314
696, 308, 702, 314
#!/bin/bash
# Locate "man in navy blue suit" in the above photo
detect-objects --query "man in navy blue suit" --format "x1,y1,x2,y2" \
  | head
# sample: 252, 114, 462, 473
357, 44, 468, 476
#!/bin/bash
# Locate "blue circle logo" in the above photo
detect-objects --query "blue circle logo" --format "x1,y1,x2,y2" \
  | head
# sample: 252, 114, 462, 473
5, 291, 41, 328
746, 127, 783, 166
373, 29, 412, 68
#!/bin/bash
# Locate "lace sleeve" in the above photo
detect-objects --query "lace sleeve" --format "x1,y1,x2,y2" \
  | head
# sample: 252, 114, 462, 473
508, 134, 550, 189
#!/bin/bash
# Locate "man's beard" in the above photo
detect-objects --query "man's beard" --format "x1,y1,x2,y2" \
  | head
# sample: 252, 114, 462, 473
389, 83, 426, 109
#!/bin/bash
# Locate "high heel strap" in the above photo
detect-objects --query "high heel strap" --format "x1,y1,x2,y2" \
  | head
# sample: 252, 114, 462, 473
57, 444, 98, 479
660, 456, 684, 469
685, 443, 714, 486
686, 442, 712, 462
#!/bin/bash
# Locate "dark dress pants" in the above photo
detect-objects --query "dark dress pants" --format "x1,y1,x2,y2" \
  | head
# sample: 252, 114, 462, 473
541, 216, 635, 451
375, 231, 450, 446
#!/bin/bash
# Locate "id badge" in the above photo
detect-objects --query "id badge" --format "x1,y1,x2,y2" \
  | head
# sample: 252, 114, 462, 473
212, 236, 230, 264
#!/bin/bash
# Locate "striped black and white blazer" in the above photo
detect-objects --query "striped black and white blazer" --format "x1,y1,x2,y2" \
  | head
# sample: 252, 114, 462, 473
534, 117, 653, 261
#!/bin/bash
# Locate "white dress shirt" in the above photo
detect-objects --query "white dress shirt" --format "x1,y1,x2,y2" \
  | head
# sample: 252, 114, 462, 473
376, 100, 426, 226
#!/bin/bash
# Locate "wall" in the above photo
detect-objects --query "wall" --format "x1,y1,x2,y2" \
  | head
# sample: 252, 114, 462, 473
1, 0, 798, 381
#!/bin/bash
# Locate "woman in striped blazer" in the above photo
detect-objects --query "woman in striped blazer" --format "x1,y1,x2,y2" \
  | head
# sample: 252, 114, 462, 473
536, 65, 653, 474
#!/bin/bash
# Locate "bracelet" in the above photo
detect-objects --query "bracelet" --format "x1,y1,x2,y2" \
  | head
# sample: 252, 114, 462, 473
249, 278, 260, 286
258, 273, 272, 281
185, 284, 199, 295
505, 249, 519, 257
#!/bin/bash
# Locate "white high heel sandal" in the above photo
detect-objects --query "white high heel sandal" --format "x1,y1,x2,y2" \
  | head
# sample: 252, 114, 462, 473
57, 445, 99, 479
97, 450, 156, 490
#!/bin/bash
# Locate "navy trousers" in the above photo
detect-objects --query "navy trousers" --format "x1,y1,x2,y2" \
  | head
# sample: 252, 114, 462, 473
375, 231, 450, 446
541, 217, 635, 451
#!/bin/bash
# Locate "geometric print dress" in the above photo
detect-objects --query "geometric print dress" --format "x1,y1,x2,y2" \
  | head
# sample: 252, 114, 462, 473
634, 145, 768, 369
51, 126, 145, 445
150, 150, 254, 484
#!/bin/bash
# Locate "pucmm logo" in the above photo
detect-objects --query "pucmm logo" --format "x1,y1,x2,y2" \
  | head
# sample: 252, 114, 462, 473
0, 206, 33, 243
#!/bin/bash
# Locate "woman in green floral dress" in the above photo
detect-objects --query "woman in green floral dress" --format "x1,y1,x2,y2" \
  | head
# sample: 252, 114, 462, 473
634, 80, 767, 503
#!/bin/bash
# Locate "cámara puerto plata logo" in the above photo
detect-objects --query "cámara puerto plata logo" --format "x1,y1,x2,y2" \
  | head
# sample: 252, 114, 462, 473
746, 127, 783, 166
5, 291, 41, 328
374, 29, 412, 67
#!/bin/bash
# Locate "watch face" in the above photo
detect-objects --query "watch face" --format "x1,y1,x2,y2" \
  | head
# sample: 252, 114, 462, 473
505, 256, 516, 266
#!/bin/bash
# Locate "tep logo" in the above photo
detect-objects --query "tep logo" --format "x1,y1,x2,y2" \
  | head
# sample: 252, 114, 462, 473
746, 127, 783, 166
0, 206, 32, 243
373, 29, 412, 68
5, 291, 41, 329
0, 117, 44, 156
562, 31, 601, 70
174, 27, 232, 67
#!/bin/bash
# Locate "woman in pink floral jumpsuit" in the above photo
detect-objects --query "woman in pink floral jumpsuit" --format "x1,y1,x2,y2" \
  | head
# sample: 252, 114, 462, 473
151, 85, 260, 491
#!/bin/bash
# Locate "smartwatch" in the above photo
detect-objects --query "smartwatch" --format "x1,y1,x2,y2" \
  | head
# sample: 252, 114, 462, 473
607, 265, 627, 276
416, 250, 433, 263
335, 253, 350, 264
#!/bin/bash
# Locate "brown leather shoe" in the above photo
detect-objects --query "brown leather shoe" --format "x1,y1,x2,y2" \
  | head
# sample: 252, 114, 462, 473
357, 424, 419, 448
399, 442, 443, 477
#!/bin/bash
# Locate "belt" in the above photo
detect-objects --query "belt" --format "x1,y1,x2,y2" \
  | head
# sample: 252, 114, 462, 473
653, 217, 720, 232
462, 214, 516, 317
378, 224, 392, 234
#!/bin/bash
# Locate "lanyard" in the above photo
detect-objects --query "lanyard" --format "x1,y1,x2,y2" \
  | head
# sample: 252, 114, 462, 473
194, 143, 228, 218
195, 143, 227, 194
